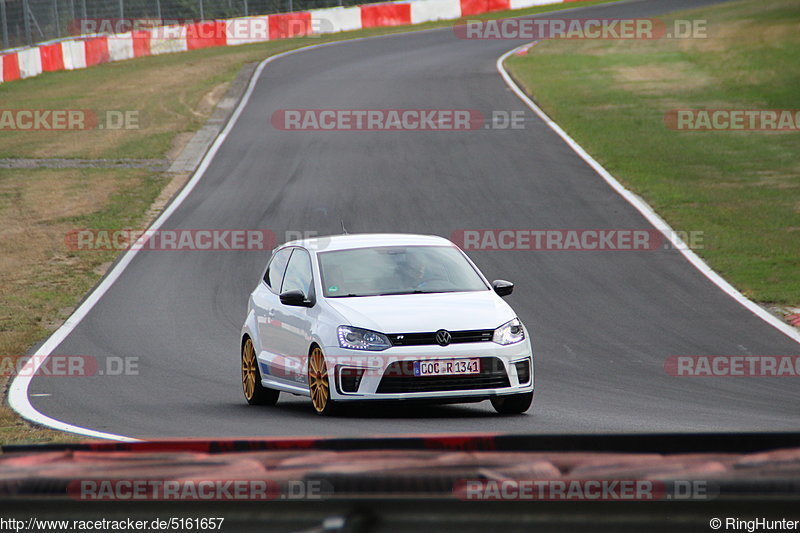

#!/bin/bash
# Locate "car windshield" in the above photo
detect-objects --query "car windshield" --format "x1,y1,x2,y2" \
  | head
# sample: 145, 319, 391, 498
318, 245, 489, 297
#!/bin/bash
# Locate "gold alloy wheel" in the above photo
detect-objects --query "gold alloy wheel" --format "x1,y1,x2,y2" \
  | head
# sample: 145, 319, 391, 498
308, 346, 330, 413
242, 338, 257, 401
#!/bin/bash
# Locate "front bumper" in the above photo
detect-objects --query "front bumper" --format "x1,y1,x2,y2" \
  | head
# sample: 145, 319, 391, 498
321, 338, 534, 402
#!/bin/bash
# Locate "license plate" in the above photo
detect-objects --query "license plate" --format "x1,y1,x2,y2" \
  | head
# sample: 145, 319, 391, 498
413, 358, 480, 377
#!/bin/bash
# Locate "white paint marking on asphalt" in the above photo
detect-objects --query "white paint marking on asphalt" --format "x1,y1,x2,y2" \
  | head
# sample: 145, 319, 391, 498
8, 41, 360, 441
496, 44, 800, 346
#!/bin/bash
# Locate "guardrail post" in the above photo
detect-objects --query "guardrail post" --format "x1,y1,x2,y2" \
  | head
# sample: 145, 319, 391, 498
54, 0, 61, 38
22, 0, 31, 45
1, 0, 9, 50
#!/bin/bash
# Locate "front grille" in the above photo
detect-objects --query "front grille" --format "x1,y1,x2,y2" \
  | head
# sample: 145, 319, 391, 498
386, 329, 494, 346
515, 360, 531, 384
376, 357, 509, 394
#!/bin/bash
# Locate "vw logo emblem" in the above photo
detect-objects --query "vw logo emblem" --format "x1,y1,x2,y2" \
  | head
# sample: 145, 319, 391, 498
435, 329, 452, 346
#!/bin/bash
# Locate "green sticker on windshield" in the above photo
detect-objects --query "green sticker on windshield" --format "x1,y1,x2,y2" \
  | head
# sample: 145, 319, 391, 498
329, 285, 339, 292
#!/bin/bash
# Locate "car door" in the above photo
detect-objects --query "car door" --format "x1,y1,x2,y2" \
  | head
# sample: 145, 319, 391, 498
274, 247, 316, 386
252, 246, 293, 384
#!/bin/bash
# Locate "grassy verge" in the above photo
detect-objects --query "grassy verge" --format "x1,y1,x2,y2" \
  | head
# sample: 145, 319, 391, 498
0, 0, 620, 443
0, 167, 167, 444
505, 0, 800, 304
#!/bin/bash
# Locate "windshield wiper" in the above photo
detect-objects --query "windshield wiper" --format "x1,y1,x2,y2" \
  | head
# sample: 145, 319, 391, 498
329, 290, 461, 297
371, 290, 457, 296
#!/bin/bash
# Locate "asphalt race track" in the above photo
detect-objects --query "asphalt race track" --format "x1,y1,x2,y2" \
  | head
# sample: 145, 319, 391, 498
27, 0, 800, 438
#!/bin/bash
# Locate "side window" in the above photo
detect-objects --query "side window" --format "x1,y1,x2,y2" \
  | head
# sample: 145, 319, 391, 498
281, 248, 313, 297
263, 248, 292, 292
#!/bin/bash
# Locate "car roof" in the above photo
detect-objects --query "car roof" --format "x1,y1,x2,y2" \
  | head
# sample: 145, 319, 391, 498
280, 233, 455, 253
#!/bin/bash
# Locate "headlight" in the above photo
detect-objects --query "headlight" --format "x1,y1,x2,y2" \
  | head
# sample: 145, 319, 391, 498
337, 326, 391, 351
493, 318, 525, 345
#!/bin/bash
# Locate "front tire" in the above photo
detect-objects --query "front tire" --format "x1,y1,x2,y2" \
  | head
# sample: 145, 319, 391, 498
491, 391, 533, 414
308, 346, 338, 416
242, 337, 279, 406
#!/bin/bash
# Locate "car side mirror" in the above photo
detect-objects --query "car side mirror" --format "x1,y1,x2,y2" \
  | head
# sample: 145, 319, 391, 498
280, 289, 313, 307
492, 280, 514, 297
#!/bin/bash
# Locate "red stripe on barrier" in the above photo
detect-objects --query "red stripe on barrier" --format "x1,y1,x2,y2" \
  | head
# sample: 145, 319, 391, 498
186, 20, 227, 49
1, 53, 21, 81
459, 0, 510, 16
84, 36, 110, 66
39, 43, 65, 72
132, 30, 151, 57
268, 12, 312, 39
423, 435, 498, 450
360, 3, 412, 28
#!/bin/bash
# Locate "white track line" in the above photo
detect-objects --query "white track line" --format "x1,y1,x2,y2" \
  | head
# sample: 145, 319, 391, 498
496, 45, 800, 346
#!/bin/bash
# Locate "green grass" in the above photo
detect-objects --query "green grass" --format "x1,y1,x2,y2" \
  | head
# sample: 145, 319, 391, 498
0, 167, 163, 444
505, 0, 800, 304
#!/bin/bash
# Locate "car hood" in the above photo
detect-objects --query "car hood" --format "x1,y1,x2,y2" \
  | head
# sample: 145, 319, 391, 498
324, 290, 516, 333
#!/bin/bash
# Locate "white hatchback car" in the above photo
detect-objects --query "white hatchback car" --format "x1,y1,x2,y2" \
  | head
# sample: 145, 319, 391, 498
240, 234, 534, 415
